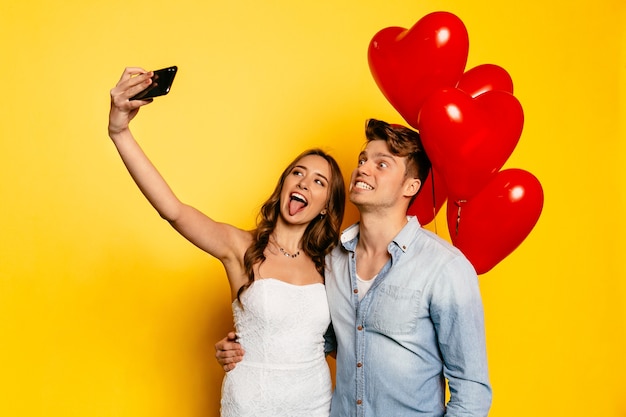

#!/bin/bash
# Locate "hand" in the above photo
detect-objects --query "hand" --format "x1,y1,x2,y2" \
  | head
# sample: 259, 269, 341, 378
108, 67, 154, 136
215, 331, 244, 372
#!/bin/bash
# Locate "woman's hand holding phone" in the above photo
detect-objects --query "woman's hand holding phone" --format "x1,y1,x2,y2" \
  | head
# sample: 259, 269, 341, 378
109, 66, 177, 137
108, 67, 154, 136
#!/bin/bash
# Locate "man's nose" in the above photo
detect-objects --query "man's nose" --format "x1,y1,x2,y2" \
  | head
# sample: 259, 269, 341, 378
356, 162, 371, 176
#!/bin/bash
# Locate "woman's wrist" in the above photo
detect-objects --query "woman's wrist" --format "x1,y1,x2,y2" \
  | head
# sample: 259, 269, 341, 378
108, 125, 130, 141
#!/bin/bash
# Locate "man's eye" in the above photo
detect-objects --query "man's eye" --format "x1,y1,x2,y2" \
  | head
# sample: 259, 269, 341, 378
379, 162, 388, 168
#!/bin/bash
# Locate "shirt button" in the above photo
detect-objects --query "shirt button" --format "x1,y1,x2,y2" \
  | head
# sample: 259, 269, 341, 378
353, 289, 358, 294
357, 325, 363, 331
357, 362, 363, 368
356, 399, 363, 405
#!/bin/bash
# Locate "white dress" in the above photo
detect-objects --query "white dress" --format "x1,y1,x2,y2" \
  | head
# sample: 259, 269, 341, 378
220, 278, 332, 417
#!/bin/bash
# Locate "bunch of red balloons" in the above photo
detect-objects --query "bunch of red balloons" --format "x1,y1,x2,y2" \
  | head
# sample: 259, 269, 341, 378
368, 11, 544, 274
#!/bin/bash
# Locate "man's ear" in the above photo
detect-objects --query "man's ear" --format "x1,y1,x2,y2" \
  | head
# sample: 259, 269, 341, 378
404, 178, 422, 198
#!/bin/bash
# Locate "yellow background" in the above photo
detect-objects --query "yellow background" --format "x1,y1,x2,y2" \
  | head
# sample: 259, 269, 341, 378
1, 1, 625, 416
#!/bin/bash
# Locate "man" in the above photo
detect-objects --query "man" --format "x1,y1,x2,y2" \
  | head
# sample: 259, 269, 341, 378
216, 119, 492, 417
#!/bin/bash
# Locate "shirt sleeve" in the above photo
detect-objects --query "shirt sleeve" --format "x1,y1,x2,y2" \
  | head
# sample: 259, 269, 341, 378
430, 255, 492, 417
323, 322, 337, 356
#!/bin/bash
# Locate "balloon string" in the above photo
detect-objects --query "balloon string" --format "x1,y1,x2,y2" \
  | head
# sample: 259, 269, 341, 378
455, 200, 466, 236
431, 169, 438, 235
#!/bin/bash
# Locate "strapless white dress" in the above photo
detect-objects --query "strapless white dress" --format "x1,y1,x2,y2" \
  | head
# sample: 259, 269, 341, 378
220, 278, 332, 417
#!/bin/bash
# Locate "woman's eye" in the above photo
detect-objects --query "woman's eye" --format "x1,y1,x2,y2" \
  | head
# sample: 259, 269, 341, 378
315, 179, 325, 186
379, 162, 388, 168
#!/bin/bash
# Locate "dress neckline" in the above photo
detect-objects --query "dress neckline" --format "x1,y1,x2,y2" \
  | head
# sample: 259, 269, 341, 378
256, 277, 324, 287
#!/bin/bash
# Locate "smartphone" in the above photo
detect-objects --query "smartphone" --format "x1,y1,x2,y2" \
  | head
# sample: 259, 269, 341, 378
130, 66, 178, 100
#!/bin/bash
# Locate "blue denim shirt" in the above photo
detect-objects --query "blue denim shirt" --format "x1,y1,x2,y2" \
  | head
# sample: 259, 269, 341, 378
325, 217, 492, 417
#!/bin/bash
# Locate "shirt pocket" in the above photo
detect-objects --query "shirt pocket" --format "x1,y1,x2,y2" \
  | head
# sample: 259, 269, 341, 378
369, 284, 421, 335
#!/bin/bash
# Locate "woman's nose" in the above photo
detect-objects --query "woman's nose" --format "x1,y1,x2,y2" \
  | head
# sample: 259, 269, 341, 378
297, 177, 309, 190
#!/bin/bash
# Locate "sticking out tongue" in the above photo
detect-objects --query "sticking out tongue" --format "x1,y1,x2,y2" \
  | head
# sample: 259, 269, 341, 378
289, 197, 307, 216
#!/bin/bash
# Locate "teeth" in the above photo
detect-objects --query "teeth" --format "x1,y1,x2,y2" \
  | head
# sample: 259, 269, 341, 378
291, 192, 308, 204
355, 181, 373, 190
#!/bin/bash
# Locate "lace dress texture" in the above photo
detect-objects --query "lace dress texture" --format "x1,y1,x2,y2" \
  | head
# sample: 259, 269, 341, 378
220, 278, 332, 417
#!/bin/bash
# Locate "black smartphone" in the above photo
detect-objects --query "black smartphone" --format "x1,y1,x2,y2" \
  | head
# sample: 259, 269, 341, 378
130, 66, 178, 100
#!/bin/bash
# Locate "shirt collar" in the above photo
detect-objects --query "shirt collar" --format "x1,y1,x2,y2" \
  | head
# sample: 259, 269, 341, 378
340, 216, 421, 253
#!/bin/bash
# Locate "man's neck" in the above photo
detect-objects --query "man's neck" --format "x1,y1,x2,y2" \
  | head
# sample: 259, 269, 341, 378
357, 210, 408, 255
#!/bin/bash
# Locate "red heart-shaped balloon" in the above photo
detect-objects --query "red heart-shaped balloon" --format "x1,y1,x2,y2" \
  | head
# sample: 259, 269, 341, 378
407, 166, 447, 225
417, 88, 524, 201
446, 168, 544, 274
457, 63, 514, 97
368, 11, 469, 128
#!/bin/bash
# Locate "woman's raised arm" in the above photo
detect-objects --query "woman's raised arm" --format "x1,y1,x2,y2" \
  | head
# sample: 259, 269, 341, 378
107, 67, 249, 264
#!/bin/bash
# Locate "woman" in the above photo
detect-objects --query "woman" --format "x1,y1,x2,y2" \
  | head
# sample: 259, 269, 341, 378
108, 67, 345, 417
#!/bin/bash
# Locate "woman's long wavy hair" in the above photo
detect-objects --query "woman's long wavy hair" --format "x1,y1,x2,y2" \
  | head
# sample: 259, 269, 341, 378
237, 149, 346, 303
